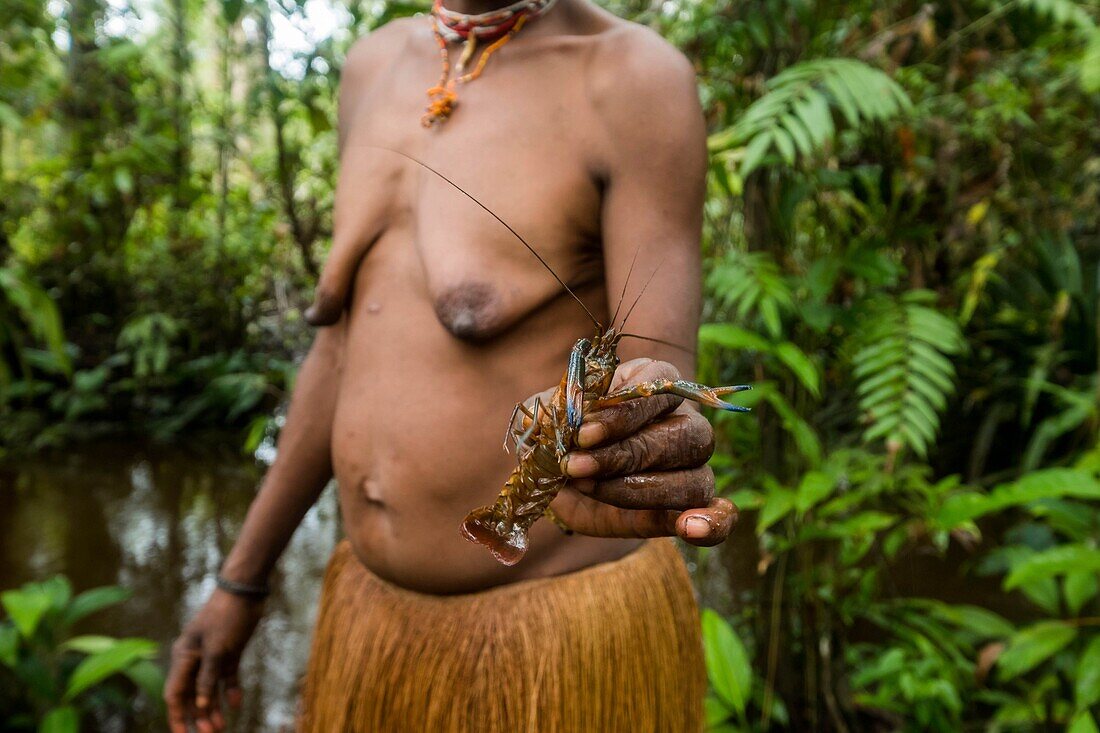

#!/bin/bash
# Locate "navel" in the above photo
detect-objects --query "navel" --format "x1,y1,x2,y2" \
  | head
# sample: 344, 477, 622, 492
433, 281, 502, 341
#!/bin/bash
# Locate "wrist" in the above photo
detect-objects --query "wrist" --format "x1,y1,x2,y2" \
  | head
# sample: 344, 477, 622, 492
215, 574, 271, 600
219, 553, 273, 589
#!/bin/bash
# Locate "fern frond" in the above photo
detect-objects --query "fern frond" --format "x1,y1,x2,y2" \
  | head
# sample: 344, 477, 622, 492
706, 250, 794, 338
709, 58, 912, 177
851, 293, 965, 457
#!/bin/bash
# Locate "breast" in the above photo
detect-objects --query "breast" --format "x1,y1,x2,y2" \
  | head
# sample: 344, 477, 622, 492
432, 281, 504, 341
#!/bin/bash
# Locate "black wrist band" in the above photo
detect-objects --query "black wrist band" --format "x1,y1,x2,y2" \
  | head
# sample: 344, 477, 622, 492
215, 574, 270, 599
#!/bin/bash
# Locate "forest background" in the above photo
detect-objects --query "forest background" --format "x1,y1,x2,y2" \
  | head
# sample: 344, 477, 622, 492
1, 0, 1099, 730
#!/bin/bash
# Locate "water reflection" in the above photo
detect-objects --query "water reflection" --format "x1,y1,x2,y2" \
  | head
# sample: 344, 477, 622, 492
0, 437, 340, 732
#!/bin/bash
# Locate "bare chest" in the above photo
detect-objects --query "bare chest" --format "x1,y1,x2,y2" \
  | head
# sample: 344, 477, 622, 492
339, 28, 606, 338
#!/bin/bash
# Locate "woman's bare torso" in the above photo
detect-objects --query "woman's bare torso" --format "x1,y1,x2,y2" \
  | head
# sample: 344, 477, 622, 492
329, 10, 647, 593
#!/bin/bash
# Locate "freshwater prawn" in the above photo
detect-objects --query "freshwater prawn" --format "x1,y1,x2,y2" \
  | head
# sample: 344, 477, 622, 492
379, 148, 752, 566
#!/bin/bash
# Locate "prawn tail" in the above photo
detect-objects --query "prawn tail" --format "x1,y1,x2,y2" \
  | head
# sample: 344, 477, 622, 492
461, 505, 528, 566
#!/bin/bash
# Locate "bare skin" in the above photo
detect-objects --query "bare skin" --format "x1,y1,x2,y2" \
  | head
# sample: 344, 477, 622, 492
165, 1, 739, 730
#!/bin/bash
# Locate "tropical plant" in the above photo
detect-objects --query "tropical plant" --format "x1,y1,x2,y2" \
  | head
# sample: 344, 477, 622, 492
0, 576, 163, 731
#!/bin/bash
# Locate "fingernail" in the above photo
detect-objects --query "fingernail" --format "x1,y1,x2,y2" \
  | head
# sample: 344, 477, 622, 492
563, 453, 598, 478
684, 516, 712, 539
578, 423, 606, 448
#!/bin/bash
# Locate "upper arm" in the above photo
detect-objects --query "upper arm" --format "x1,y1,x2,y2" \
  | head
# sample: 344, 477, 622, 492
587, 28, 707, 374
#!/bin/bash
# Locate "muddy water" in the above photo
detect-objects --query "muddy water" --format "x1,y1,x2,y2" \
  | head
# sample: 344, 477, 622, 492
0, 437, 340, 732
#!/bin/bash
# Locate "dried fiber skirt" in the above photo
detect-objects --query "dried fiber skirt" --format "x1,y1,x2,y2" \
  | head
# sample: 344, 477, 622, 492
298, 538, 705, 732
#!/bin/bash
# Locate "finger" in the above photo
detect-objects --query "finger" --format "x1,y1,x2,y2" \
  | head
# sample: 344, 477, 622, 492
165, 638, 201, 733
574, 467, 714, 511
565, 410, 714, 478
675, 497, 738, 547
195, 649, 222, 717
303, 239, 369, 326
551, 487, 679, 538
224, 668, 243, 709
577, 360, 682, 448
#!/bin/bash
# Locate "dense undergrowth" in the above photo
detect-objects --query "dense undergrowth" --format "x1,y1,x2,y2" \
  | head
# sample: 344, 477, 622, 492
2, 0, 1098, 729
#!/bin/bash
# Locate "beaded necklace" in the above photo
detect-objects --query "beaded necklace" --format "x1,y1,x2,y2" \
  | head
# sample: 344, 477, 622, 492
422, 0, 559, 127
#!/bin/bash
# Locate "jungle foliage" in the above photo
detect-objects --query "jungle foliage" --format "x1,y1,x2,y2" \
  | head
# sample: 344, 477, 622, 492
0, 577, 163, 731
1, 0, 1098, 729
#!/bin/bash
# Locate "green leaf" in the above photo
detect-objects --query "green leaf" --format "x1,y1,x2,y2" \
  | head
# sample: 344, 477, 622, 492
757, 486, 796, 534
739, 130, 773, 178
704, 693, 733, 727
60, 635, 119, 655
701, 609, 752, 716
795, 471, 834, 514
1082, 30, 1100, 93
0, 624, 19, 666
1066, 572, 1099, 616
1004, 545, 1100, 591
1, 588, 52, 640
38, 706, 78, 733
1077, 636, 1100, 711
61, 586, 131, 627
936, 469, 1100, 526
1070, 711, 1100, 733
125, 659, 166, 703
920, 601, 1016, 640
698, 324, 772, 353
774, 342, 820, 397
997, 621, 1076, 680
63, 638, 158, 701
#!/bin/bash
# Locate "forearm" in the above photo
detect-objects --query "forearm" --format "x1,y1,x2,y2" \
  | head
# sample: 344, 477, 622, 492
220, 323, 344, 585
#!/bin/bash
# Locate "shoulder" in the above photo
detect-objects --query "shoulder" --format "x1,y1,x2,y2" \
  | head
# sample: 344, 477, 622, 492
582, 20, 704, 169
342, 16, 422, 83
585, 20, 699, 118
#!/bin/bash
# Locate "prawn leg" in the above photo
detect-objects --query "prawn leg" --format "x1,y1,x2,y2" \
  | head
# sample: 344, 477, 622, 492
593, 379, 752, 412
502, 402, 537, 452
543, 507, 573, 535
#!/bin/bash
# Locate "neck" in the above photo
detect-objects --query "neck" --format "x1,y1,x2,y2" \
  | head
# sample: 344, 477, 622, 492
440, 0, 524, 14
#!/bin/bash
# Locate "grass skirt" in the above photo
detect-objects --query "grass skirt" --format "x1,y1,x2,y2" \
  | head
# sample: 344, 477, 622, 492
298, 539, 705, 732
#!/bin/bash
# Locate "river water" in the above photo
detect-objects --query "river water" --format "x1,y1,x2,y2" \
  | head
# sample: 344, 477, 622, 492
0, 437, 340, 732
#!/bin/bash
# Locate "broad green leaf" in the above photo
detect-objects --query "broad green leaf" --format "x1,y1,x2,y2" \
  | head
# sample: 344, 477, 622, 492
701, 609, 752, 716
921, 601, 1015, 640
698, 324, 772, 353
773, 342, 820, 397
997, 621, 1076, 680
1004, 545, 1100, 591
38, 706, 78, 733
1077, 636, 1100, 711
1070, 711, 1100, 733
60, 635, 119, 655
1065, 572, 1099, 616
937, 469, 1100, 526
61, 586, 131, 627
63, 638, 158, 701
1, 588, 52, 640
757, 487, 796, 534
795, 471, 833, 514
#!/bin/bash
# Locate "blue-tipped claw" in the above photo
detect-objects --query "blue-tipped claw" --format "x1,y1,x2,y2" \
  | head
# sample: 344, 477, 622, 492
715, 384, 752, 412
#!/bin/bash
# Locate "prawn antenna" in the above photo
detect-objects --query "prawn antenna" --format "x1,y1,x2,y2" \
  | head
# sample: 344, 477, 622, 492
609, 244, 643, 330
618, 252, 668, 331
618, 332, 696, 356
369, 146, 602, 330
